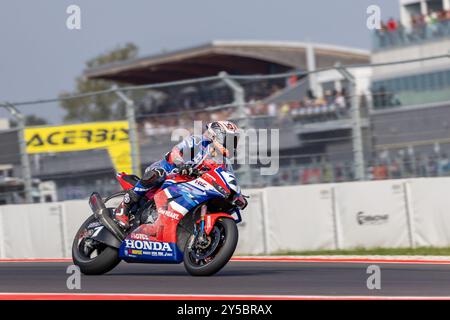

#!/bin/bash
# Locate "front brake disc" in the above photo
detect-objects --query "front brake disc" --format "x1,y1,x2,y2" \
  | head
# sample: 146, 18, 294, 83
191, 227, 221, 260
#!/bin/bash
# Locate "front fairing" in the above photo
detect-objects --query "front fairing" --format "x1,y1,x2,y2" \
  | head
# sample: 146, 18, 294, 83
163, 172, 228, 210
161, 162, 241, 208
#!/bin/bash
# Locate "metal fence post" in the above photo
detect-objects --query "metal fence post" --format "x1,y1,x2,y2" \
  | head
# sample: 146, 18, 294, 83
113, 87, 142, 177
218, 71, 247, 123
2, 103, 33, 203
218, 72, 252, 186
403, 181, 417, 248
331, 186, 342, 250
335, 64, 365, 181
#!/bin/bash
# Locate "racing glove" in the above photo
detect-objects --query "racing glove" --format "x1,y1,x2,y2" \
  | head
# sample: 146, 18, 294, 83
178, 164, 198, 177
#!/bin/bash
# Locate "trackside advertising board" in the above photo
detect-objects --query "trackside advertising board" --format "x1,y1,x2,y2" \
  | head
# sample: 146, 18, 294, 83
24, 121, 132, 173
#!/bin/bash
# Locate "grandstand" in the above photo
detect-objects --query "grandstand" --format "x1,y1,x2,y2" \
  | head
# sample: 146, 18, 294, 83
4, 26, 450, 202
370, 0, 450, 180
15, 40, 368, 200
85, 40, 370, 120
52, 40, 369, 199
85, 40, 369, 83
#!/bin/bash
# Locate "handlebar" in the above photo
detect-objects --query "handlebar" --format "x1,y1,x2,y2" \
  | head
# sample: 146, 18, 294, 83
170, 165, 210, 177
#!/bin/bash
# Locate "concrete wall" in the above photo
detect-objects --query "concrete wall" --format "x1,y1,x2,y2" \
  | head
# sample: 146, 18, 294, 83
1, 177, 450, 258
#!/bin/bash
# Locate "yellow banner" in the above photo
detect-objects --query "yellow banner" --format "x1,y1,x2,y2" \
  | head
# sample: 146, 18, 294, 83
25, 121, 133, 173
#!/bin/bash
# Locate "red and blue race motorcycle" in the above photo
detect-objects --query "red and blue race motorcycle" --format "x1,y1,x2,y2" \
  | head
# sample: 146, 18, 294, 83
72, 157, 246, 276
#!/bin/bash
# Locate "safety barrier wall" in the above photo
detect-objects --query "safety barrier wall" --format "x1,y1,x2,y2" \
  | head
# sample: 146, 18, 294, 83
1, 177, 450, 258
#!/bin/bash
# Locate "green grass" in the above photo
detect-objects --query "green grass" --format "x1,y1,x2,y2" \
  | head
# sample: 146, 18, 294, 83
261, 247, 450, 256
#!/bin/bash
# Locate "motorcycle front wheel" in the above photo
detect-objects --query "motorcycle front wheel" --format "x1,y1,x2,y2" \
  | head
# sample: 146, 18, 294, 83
183, 217, 238, 276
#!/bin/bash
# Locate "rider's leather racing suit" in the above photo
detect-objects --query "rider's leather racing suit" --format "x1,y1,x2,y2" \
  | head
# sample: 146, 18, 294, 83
135, 134, 213, 196
113, 135, 216, 228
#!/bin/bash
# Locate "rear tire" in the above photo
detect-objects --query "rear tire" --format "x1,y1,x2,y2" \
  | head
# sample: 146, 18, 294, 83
183, 217, 238, 276
72, 215, 121, 275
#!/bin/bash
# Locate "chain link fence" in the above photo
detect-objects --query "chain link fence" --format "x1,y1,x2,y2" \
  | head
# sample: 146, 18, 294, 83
1, 54, 450, 202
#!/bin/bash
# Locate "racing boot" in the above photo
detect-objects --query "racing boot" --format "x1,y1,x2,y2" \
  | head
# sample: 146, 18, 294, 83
113, 190, 140, 230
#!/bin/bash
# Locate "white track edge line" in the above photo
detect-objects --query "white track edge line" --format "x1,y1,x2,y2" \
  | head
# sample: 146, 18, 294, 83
0, 292, 449, 300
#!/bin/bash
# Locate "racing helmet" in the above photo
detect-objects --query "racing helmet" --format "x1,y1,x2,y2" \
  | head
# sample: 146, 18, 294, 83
204, 121, 240, 158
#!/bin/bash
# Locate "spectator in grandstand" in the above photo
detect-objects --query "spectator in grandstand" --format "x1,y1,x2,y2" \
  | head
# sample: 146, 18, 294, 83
320, 159, 334, 183
307, 89, 316, 100
324, 90, 334, 106
210, 110, 221, 122
426, 11, 440, 37
289, 101, 301, 117
287, 75, 298, 87
334, 91, 346, 107
413, 154, 425, 177
388, 158, 402, 179
333, 162, 346, 182
411, 14, 419, 29
385, 18, 400, 46
372, 161, 389, 180
267, 103, 277, 117
334, 91, 347, 118
376, 11, 450, 47
247, 98, 256, 115
279, 103, 291, 123
396, 150, 412, 177
414, 13, 427, 38
445, 9, 450, 27
269, 84, 282, 97
144, 121, 156, 136
386, 17, 398, 32
438, 153, 450, 176
178, 114, 193, 128
375, 21, 388, 48
427, 154, 439, 177
397, 20, 408, 44
314, 97, 327, 121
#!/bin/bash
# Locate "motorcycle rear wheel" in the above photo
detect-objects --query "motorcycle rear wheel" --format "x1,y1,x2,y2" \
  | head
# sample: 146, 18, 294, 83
72, 214, 121, 275
183, 217, 238, 276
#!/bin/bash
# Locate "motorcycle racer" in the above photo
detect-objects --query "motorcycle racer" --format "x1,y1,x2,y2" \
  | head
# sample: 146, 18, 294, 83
113, 120, 244, 229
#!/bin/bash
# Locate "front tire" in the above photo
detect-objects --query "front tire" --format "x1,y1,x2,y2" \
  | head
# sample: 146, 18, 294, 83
72, 215, 121, 275
183, 217, 238, 276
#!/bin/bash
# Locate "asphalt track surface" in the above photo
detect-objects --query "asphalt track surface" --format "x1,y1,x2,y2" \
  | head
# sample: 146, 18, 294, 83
1, 259, 450, 298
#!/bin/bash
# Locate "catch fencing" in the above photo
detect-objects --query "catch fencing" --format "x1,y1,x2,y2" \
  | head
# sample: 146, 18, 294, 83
0, 176, 449, 259
2, 54, 450, 204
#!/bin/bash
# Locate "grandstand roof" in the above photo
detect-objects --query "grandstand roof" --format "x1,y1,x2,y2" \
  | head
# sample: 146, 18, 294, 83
84, 40, 370, 84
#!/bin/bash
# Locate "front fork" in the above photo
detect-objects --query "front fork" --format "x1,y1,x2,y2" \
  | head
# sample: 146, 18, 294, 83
195, 205, 208, 244
194, 205, 237, 237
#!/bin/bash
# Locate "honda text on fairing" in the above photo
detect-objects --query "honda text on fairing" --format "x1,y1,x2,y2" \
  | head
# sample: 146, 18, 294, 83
72, 156, 248, 276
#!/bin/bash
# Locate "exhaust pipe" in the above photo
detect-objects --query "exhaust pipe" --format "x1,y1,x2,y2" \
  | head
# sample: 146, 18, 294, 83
89, 192, 126, 241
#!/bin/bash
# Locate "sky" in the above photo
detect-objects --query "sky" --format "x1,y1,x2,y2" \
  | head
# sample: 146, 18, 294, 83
0, 0, 399, 124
